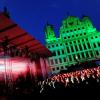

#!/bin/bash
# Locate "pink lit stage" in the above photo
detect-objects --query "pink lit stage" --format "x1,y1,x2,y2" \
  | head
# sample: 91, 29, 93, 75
0, 56, 49, 81
0, 12, 52, 82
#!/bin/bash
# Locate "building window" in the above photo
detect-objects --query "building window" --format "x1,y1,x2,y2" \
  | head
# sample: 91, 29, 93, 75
66, 31, 69, 33
66, 43, 68, 45
75, 45, 78, 51
57, 67, 59, 70
78, 40, 80, 42
90, 51, 93, 57
87, 43, 91, 49
55, 59, 58, 64
86, 52, 89, 58
56, 44, 58, 47
84, 33, 86, 35
64, 37, 66, 39
52, 51, 56, 56
74, 29, 76, 31
69, 55, 72, 61
51, 59, 54, 65
71, 46, 74, 52
79, 44, 82, 50
77, 53, 80, 59
72, 35, 74, 37
95, 36, 98, 38
62, 50, 64, 54
91, 37, 93, 39
70, 30, 72, 32
63, 57, 66, 62
83, 44, 86, 49
93, 43, 96, 48
81, 52, 84, 58
68, 36, 70, 38
82, 39, 84, 42
98, 42, 100, 46
70, 42, 72, 44
48, 46, 50, 48
76, 34, 78, 37
58, 50, 60, 55
82, 27, 84, 29
60, 44, 62, 46
86, 38, 88, 41
52, 45, 54, 47
52, 68, 55, 71
59, 58, 62, 63
67, 47, 70, 53
73, 54, 75, 60
65, 66, 68, 68
80, 33, 82, 36
74, 41, 76, 43
61, 66, 63, 69
96, 50, 99, 55
78, 28, 80, 30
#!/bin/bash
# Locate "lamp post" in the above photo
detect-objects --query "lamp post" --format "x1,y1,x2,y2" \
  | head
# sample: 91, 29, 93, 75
75, 55, 80, 64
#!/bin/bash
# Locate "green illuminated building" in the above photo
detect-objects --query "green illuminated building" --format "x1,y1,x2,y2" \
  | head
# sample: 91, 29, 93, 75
45, 16, 100, 74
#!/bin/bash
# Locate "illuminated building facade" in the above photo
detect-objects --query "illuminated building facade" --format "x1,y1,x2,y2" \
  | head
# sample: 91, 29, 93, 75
45, 16, 100, 74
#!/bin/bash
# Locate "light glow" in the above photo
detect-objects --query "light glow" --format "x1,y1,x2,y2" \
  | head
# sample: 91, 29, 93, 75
0, 58, 30, 80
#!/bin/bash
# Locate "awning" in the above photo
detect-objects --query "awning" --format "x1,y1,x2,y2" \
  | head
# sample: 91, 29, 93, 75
0, 12, 52, 57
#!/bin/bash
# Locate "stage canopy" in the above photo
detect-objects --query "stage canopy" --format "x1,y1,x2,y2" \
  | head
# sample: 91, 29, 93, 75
0, 12, 52, 57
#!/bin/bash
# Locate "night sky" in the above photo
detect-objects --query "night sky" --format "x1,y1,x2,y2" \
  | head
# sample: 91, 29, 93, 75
0, 0, 100, 45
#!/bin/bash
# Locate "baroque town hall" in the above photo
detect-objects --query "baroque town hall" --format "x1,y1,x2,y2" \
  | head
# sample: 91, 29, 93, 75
45, 16, 100, 74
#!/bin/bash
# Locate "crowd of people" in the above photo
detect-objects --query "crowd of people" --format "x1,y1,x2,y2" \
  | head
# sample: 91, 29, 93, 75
0, 66, 100, 99
38, 66, 100, 97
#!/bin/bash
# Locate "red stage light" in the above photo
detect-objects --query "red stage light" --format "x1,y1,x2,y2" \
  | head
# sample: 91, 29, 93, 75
0, 58, 28, 80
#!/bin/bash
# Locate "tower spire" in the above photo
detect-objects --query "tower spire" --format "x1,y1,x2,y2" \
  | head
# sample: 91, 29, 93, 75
45, 23, 56, 43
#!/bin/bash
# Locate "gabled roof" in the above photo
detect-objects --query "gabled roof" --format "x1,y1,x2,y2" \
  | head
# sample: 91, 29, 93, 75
0, 12, 52, 57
